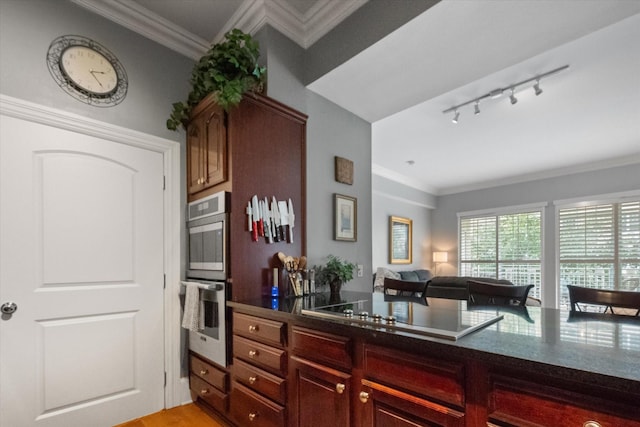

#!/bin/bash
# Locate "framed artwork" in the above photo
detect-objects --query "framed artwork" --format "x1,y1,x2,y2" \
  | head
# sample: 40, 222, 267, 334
334, 194, 357, 241
335, 156, 354, 185
389, 216, 412, 264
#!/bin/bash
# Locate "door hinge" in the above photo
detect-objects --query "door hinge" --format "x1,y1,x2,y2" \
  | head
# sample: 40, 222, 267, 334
164, 371, 167, 387
163, 274, 166, 289
163, 175, 166, 190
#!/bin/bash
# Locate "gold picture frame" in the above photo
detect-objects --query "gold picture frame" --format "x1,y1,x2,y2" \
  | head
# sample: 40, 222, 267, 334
334, 194, 357, 241
389, 216, 412, 264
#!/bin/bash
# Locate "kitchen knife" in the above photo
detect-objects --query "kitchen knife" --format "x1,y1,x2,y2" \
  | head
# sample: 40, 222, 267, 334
246, 201, 253, 233
262, 198, 273, 243
251, 195, 259, 241
272, 196, 282, 242
278, 201, 289, 243
288, 198, 295, 243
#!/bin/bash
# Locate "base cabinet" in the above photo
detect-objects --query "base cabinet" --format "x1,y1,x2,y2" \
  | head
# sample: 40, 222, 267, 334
225, 306, 640, 427
189, 353, 229, 414
359, 380, 465, 427
289, 356, 352, 427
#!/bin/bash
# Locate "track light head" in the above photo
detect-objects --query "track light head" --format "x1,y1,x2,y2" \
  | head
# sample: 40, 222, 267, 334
474, 101, 480, 115
452, 110, 460, 123
510, 88, 518, 105
534, 80, 543, 96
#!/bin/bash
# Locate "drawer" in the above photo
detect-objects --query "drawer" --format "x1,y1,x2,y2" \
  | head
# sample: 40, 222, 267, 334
361, 380, 465, 427
489, 374, 640, 427
363, 344, 465, 408
233, 357, 287, 405
190, 374, 228, 414
190, 354, 227, 392
290, 326, 352, 370
233, 312, 286, 346
233, 335, 287, 375
231, 381, 286, 427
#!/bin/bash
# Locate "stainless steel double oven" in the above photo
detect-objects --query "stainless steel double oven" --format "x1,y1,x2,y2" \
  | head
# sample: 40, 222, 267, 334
185, 191, 229, 367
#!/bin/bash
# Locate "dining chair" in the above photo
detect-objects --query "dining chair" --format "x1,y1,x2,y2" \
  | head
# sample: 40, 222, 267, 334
567, 285, 640, 316
467, 280, 534, 306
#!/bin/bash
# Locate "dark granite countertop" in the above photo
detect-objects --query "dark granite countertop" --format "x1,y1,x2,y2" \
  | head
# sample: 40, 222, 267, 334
228, 291, 640, 393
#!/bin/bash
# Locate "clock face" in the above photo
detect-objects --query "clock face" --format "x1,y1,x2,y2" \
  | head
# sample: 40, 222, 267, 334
47, 35, 128, 107
60, 46, 118, 95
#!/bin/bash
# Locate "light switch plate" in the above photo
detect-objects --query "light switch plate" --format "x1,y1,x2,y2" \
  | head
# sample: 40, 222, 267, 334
357, 264, 364, 277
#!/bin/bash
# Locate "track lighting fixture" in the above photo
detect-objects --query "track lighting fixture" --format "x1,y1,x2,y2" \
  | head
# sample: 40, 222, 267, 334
534, 79, 543, 96
443, 65, 568, 123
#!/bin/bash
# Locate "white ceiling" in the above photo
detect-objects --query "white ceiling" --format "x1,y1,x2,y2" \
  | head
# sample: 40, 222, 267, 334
77, 0, 640, 195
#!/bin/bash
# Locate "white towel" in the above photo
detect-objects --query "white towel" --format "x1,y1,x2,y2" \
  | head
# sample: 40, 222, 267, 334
182, 282, 203, 331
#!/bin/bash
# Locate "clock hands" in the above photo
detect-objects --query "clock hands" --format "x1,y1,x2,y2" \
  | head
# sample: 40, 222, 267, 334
89, 69, 106, 87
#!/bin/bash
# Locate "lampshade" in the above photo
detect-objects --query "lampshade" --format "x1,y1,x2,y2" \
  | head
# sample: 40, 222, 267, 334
433, 252, 448, 263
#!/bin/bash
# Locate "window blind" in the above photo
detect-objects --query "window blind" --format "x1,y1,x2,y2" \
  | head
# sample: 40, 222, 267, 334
558, 200, 640, 309
460, 211, 542, 298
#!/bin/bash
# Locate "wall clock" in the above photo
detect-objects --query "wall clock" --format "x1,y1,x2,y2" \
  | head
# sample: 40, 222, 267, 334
46, 35, 128, 107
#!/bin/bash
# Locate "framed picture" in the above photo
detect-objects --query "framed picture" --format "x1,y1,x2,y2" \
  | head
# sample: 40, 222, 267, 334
389, 216, 412, 264
334, 194, 357, 241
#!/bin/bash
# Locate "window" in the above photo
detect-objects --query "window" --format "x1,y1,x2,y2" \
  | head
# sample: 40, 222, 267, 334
557, 199, 640, 309
459, 208, 543, 299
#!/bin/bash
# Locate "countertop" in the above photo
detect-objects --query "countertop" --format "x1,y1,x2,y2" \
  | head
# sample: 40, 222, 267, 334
228, 291, 640, 394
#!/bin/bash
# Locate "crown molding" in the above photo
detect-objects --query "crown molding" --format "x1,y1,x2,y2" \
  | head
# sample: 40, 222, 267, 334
72, 0, 367, 59
70, 0, 210, 59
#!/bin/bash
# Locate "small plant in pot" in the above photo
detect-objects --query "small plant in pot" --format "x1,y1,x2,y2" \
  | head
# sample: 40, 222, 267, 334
166, 28, 266, 131
315, 255, 356, 295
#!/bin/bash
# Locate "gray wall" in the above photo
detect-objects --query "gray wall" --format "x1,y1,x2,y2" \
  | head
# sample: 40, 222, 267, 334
0, 0, 193, 142
372, 175, 435, 274
431, 163, 640, 307
257, 26, 374, 292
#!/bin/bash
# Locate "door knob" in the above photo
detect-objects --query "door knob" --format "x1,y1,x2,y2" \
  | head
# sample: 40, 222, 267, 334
1, 302, 17, 315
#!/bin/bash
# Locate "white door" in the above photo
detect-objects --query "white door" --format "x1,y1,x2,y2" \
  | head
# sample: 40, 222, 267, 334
0, 114, 165, 427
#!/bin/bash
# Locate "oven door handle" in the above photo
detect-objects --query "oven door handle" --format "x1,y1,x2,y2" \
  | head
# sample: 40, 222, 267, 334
181, 281, 223, 292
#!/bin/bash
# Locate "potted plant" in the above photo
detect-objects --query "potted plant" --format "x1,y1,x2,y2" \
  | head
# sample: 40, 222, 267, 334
315, 255, 356, 295
166, 29, 266, 131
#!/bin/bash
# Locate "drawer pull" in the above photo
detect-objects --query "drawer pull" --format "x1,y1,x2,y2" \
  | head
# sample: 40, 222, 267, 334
248, 350, 258, 358
200, 388, 210, 396
249, 375, 257, 384
199, 369, 208, 376
584, 422, 602, 427
359, 391, 369, 403
336, 383, 345, 394
248, 324, 259, 333
249, 412, 258, 422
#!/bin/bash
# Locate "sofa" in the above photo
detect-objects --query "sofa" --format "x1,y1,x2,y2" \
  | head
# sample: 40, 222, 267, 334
373, 268, 515, 300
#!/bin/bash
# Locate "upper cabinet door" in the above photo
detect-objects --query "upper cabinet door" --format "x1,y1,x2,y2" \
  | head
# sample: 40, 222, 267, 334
187, 102, 227, 201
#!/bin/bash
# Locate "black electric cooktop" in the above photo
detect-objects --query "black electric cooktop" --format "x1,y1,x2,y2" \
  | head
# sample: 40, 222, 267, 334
301, 292, 503, 341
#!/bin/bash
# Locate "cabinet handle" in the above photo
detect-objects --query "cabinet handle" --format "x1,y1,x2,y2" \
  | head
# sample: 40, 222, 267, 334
248, 350, 258, 358
583, 422, 602, 427
199, 369, 208, 376
200, 388, 210, 396
359, 391, 369, 403
248, 412, 257, 422
336, 383, 345, 394
249, 324, 259, 333
249, 375, 257, 384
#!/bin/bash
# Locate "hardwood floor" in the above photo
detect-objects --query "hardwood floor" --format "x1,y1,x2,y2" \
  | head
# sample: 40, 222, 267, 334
114, 403, 230, 427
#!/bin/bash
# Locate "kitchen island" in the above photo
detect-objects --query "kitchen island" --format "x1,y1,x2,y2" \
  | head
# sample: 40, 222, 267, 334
224, 291, 640, 426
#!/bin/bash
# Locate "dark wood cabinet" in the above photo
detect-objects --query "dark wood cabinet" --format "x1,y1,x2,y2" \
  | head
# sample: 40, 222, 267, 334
225, 304, 640, 427
289, 355, 351, 427
187, 93, 307, 301
187, 100, 227, 201
230, 312, 287, 427
359, 380, 465, 427
189, 353, 229, 414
